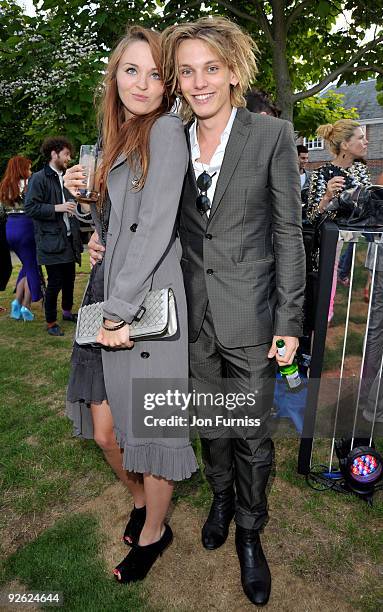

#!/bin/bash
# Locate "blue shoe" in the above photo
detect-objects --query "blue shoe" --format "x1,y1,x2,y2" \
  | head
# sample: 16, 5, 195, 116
10, 299, 21, 320
47, 324, 64, 336
20, 306, 34, 321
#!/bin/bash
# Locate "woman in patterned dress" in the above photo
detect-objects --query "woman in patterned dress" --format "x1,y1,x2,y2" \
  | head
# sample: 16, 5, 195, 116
306, 119, 370, 323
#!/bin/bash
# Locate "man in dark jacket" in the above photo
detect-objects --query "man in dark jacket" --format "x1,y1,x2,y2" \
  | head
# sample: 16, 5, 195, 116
25, 136, 82, 336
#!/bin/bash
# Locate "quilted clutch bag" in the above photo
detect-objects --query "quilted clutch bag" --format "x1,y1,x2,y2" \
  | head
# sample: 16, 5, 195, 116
75, 288, 177, 345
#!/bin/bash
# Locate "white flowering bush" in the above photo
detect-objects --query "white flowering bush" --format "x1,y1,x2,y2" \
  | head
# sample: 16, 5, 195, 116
0, 2, 105, 170
0, 0, 159, 171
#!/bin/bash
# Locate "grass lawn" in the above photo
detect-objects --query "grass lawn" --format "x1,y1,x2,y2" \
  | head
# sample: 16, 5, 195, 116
0, 261, 382, 611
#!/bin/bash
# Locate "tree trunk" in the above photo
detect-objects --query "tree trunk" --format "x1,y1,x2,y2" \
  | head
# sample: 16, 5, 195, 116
270, 0, 294, 122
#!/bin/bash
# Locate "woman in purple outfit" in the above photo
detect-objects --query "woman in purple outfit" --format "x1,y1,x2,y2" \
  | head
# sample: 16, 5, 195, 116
0, 156, 43, 320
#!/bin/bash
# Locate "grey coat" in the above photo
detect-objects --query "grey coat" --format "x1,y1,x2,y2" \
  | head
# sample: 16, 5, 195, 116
98, 114, 197, 481
179, 108, 306, 348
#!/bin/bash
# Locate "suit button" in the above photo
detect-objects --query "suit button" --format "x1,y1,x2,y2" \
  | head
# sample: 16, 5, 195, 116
205, 233, 212, 240
130, 223, 138, 232
140, 351, 150, 359
206, 269, 214, 275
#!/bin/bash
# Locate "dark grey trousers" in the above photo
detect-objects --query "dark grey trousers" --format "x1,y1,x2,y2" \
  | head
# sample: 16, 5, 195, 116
361, 269, 383, 428
189, 304, 275, 530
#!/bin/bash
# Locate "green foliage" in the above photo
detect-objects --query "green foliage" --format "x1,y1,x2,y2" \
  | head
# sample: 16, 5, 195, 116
294, 92, 359, 138
377, 75, 383, 107
161, 0, 383, 120
0, 1, 106, 173
1, 0, 382, 172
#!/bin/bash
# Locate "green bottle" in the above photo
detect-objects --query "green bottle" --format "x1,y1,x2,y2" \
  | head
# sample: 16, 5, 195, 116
276, 339, 302, 390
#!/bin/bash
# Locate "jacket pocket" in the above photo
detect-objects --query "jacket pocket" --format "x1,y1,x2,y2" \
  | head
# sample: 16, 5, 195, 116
40, 229, 66, 254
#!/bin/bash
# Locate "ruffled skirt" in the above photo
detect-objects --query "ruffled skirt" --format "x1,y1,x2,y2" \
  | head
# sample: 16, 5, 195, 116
66, 260, 107, 438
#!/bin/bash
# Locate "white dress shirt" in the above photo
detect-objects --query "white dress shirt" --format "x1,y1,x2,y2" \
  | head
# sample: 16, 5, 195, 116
50, 164, 71, 235
189, 107, 237, 217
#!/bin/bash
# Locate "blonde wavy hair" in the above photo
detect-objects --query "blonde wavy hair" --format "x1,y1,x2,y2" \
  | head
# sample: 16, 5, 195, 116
317, 119, 361, 155
161, 17, 258, 123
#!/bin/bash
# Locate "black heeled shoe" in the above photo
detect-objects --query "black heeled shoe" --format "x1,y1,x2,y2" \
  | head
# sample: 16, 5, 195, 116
123, 505, 146, 546
201, 486, 235, 550
113, 524, 173, 584
235, 526, 271, 606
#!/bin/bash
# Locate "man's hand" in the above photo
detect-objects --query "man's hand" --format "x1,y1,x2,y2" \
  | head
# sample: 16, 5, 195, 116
88, 230, 105, 267
96, 322, 134, 349
268, 336, 299, 366
55, 202, 76, 214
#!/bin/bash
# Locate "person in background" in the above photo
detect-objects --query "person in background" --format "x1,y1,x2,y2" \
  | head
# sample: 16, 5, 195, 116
245, 87, 280, 117
337, 160, 371, 290
25, 137, 82, 336
0, 156, 43, 320
0, 202, 12, 305
307, 119, 370, 324
297, 144, 311, 211
296, 144, 314, 359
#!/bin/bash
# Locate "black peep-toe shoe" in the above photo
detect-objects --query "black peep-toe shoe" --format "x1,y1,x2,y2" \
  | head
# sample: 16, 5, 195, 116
114, 524, 173, 584
123, 505, 146, 546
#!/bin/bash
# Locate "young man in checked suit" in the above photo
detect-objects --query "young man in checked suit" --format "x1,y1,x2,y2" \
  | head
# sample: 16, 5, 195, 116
162, 17, 305, 605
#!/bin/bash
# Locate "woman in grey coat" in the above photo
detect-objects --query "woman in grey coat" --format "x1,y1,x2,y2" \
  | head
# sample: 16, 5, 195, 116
65, 26, 197, 583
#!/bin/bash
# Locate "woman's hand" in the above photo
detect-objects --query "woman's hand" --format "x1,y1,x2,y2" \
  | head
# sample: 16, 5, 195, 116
318, 176, 346, 212
63, 164, 87, 198
325, 176, 345, 200
88, 231, 105, 267
96, 321, 134, 349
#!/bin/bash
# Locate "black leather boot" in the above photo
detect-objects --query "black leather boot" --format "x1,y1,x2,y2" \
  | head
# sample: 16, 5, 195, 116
201, 486, 235, 550
235, 526, 271, 606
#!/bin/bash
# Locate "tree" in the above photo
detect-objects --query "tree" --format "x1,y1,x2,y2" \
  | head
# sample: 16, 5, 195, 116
0, 1, 31, 171
0, 2, 106, 172
1, 0, 382, 172
0, 0, 154, 172
160, 0, 383, 121
294, 92, 358, 137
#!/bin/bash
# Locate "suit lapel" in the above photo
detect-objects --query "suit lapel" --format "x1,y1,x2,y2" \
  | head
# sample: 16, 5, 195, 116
182, 124, 209, 228
208, 110, 251, 223
184, 124, 198, 193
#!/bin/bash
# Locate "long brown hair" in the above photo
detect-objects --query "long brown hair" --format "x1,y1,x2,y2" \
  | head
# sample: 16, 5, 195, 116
0, 156, 31, 206
97, 26, 174, 203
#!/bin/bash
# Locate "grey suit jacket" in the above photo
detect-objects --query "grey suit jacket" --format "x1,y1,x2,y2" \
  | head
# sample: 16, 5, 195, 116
179, 107, 305, 348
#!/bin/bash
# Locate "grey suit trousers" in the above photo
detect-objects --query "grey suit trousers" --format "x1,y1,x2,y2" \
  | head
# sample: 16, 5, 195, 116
360, 268, 383, 428
189, 304, 275, 530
